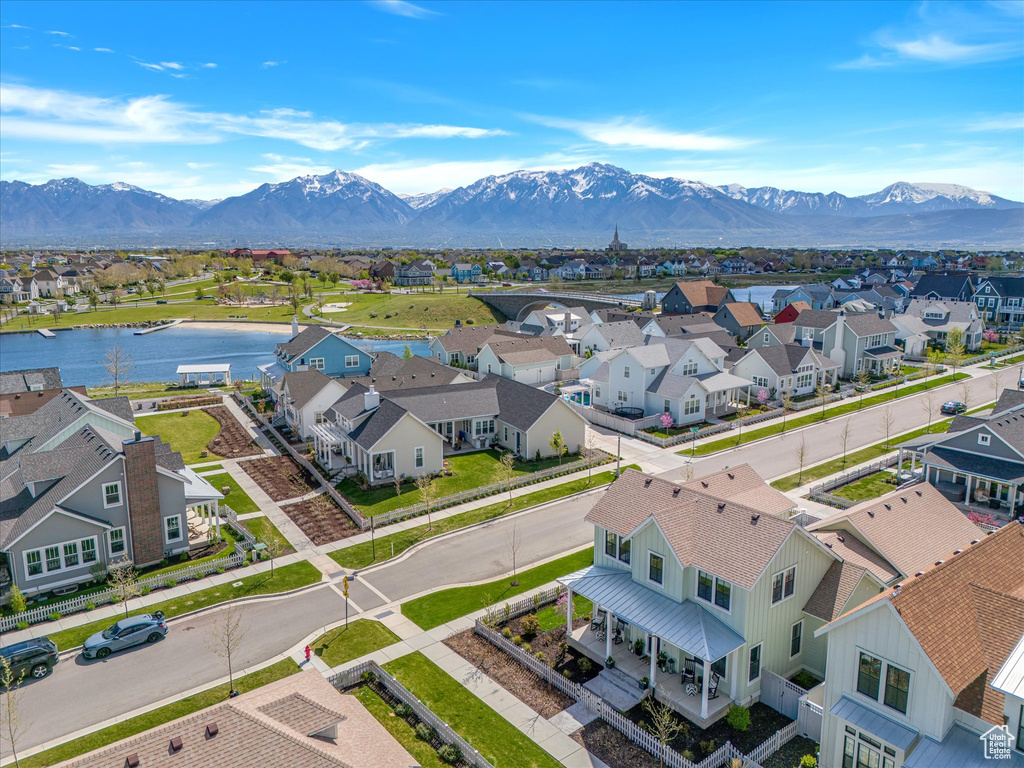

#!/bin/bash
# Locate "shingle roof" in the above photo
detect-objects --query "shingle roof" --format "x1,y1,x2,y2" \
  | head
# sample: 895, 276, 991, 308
585, 469, 807, 589
793, 309, 839, 330
720, 302, 764, 328
844, 312, 898, 337
668, 280, 730, 309
586, 321, 646, 349
282, 369, 337, 410
993, 389, 1024, 415
275, 326, 354, 363
347, 400, 410, 449
908, 273, 973, 299
350, 351, 467, 391
492, 375, 564, 431
386, 378, 500, 422
483, 336, 573, 366
977, 276, 1024, 298
434, 324, 519, 354
680, 464, 795, 517
0, 367, 63, 394
90, 396, 134, 422
803, 560, 873, 622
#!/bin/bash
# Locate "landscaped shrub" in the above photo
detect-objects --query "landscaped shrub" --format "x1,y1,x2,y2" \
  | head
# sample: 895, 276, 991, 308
160, 558, 170, 567
501, 627, 513, 639
520, 613, 540, 637
415, 723, 436, 742
140, 586, 151, 596
534, 651, 545, 660
512, 635, 523, 646
699, 739, 716, 755
111, 595, 122, 604
16, 621, 28, 630
682, 750, 696, 762
522, 642, 531, 653
179, 553, 189, 563
8, 585, 26, 614
800, 756, 818, 768
562, 668, 572, 678
48, 611, 61, 621
438, 744, 462, 764
165, 578, 177, 589
361, 670, 377, 685
578, 657, 593, 675
726, 704, 751, 732
216, 567, 225, 574
85, 602, 96, 611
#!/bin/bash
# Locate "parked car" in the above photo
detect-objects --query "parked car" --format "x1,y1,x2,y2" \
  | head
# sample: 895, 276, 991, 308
82, 612, 167, 659
0, 637, 58, 681
502, 282, 512, 287
155, 300, 168, 304
941, 400, 967, 415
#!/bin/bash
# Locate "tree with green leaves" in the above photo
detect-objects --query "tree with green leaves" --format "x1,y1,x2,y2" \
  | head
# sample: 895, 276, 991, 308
944, 327, 966, 378
403, 344, 414, 360
780, 391, 793, 434
107, 556, 141, 617
856, 368, 871, 406
494, 451, 517, 506
549, 430, 567, 465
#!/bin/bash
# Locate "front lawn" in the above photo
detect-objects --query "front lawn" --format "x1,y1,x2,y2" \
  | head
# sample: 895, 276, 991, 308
136, 410, 222, 464
205, 471, 260, 515
311, 619, 400, 667
19, 659, 300, 768
47, 560, 321, 651
336, 449, 580, 517
330, 290, 504, 332
243, 516, 294, 555
352, 686, 446, 768
832, 470, 898, 503
330, 466, 633, 570
401, 548, 594, 630
385, 652, 563, 768
684, 373, 968, 457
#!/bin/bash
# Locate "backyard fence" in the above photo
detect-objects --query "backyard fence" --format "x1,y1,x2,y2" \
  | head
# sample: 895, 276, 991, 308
807, 455, 902, 508
473, 591, 799, 768
329, 660, 495, 768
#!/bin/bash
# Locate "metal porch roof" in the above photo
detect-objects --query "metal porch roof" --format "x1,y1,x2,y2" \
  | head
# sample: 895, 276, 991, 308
830, 695, 919, 751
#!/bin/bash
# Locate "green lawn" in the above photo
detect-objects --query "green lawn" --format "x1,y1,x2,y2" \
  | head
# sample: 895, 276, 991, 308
384, 653, 562, 768
401, 548, 594, 630
136, 410, 223, 464
311, 619, 400, 667
336, 449, 579, 517
325, 290, 504, 332
86, 381, 207, 398
47, 561, 321, 651
206, 471, 260, 515
19, 659, 300, 768
534, 595, 592, 632
195, 463, 225, 473
353, 686, 446, 768
243, 516, 294, 555
330, 466, 634, 570
832, 471, 899, 503
684, 374, 969, 457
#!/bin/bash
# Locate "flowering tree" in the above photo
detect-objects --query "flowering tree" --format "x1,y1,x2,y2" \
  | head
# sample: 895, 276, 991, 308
967, 511, 997, 527
660, 412, 674, 430
757, 389, 769, 407
983, 329, 999, 343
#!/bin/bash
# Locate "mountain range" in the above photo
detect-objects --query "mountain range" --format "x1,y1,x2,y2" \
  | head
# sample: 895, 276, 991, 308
2, 163, 1021, 249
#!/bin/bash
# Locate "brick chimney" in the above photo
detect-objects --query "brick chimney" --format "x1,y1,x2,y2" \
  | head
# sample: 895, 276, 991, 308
122, 433, 164, 566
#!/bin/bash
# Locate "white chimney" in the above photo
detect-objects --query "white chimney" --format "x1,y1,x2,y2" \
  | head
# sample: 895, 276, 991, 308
291, 316, 299, 337
830, 310, 847, 371
364, 385, 380, 411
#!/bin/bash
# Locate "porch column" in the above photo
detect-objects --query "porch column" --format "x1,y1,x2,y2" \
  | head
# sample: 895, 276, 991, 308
605, 612, 614, 660
213, 500, 221, 539
565, 589, 573, 638
965, 476, 973, 504
1010, 485, 1018, 519
898, 448, 903, 475
368, 452, 374, 484
649, 636, 657, 687
701, 658, 711, 719
730, 649, 739, 701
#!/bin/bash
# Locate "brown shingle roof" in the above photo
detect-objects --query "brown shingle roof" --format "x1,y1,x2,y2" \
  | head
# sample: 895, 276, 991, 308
679, 464, 795, 517
585, 469, 806, 589
722, 302, 764, 328
803, 560, 874, 622
672, 280, 730, 309
811, 531, 900, 584
483, 335, 573, 366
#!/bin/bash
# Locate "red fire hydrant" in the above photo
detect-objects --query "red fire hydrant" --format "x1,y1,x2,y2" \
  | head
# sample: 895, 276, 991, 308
304, 645, 312, 662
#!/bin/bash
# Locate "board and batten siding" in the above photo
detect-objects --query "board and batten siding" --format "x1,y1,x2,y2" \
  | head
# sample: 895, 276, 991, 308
524, 399, 587, 458
370, 415, 444, 479
819, 604, 953, 768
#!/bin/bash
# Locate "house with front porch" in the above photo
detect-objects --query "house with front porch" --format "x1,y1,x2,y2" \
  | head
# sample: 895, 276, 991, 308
891, 299, 984, 355
898, 389, 1024, 519
790, 309, 902, 379
731, 344, 841, 400
428, 324, 519, 369
451, 262, 483, 284
712, 301, 765, 341
973, 276, 1024, 329
259, 322, 373, 397
279, 369, 349, 441
814, 523, 1024, 768
395, 259, 435, 286
559, 469, 843, 726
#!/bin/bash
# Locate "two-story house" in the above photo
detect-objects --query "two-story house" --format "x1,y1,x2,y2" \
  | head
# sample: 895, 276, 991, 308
731, 344, 841, 399
712, 301, 766, 341
660, 280, 733, 315
973, 277, 1024, 329
259, 322, 373, 398
575, 321, 647, 356
0, 276, 36, 304
892, 299, 984, 356
475, 336, 575, 385
909, 273, 975, 303
428, 325, 519, 369
451, 262, 483, 284
395, 259, 435, 287
790, 309, 902, 378
279, 369, 349, 441
815, 523, 1024, 768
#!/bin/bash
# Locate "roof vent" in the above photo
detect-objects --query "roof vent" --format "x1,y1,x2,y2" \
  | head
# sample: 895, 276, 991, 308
644, 478, 652, 487
867, 510, 875, 518
836, 534, 845, 542
170, 735, 183, 752
915, 571, 924, 577
883, 504, 891, 510
935, 560, 943, 566
751, 513, 760, 523
125, 755, 140, 768
954, 549, 963, 555
971, 539, 980, 545
915, 490, 922, 497
206, 722, 218, 739
672, 487, 681, 496
701, 481, 709, 488
717, 502, 726, 512
727, 473, 734, 480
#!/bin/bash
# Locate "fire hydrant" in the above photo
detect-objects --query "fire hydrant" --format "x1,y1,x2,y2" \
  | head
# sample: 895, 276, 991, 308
304, 645, 312, 663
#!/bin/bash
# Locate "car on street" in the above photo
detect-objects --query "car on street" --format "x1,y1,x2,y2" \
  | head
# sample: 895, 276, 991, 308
82, 611, 167, 660
0, 637, 58, 682
941, 400, 967, 415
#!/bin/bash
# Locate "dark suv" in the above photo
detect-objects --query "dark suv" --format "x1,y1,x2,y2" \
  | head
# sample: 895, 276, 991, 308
0, 637, 58, 681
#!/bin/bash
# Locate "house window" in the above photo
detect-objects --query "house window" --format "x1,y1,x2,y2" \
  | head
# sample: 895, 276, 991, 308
763, 332, 770, 343
883, 664, 911, 714
683, 396, 700, 416
1017, 704, 1023, 753
748, 643, 762, 683
680, 361, 698, 376
26, 550, 42, 577
414, 447, 424, 469
110, 527, 126, 556
605, 531, 617, 557
772, 566, 797, 604
978, 434, 991, 446
790, 621, 803, 658
474, 419, 495, 435
314, 411, 326, 424
714, 578, 731, 611
617, 390, 628, 403
624, 366, 630, 379
45, 546, 61, 572
857, 652, 882, 699
618, 537, 630, 565
165, 515, 182, 543
82, 538, 97, 564
664, 400, 671, 412
63, 541, 79, 568
594, 386, 601, 398
648, 552, 664, 585
103, 482, 122, 508
697, 570, 714, 602
309, 357, 325, 370
504, 427, 509, 441
345, 355, 360, 368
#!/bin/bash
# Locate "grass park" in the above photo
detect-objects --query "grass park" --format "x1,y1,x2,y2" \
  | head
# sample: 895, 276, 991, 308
135, 409, 224, 464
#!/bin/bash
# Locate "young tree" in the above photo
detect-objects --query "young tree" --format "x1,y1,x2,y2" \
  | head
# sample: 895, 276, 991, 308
195, 286, 204, 301
414, 473, 437, 529
583, 431, 601, 483
505, 521, 522, 586
0, 652, 26, 768
549, 430, 567, 466
990, 369, 1004, 405
921, 389, 937, 432
780, 391, 793, 434
856, 368, 871, 406
926, 347, 945, 381
796, 435, 809, 486
839, 418, 852, 468
642, 693, 688, 768
88, 291, 99, 311
494, 451, 517, 506
393, 473, 402, 499
402, 344, 414, 361
959, 381, 972, 411
815, 381, 830, 421
206, 603, 248, 697
945, 327, 967, 377
107, 556, 142, 618
104, 344, 134, 396
7, 584, 26, 615
879, 405, 896, 450
260, 536, 284, 577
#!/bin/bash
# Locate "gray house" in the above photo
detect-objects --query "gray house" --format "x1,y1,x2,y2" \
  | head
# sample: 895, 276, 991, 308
0, 391, 222, 596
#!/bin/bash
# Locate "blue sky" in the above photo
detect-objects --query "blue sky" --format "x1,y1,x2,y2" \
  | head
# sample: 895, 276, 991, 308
1, 0, 1022, 201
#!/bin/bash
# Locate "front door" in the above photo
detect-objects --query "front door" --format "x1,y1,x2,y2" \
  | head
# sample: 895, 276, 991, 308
515, 431, 521, 454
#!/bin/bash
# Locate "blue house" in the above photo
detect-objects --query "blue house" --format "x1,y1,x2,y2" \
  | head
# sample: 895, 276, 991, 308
259, 323, 373, 399
451, 263, 483, 284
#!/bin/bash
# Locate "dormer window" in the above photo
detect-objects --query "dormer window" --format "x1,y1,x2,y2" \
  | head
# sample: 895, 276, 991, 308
978, 434, 991, 446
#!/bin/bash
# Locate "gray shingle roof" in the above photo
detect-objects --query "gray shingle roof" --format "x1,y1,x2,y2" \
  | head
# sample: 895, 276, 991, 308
483, 336, 573, 366
347, 400, 410, 450
387, 379, 500, 422
646, 370, 698, 398
0, 367, 63, 394
352, 351, 468, 391
274, 326, 349, 363
434, 325, 518, 354
793, 309, 839, 330
844, 312, 897, 336
282, 369, 337, 410
90, 396, 134, 422
586, 321, 646, 350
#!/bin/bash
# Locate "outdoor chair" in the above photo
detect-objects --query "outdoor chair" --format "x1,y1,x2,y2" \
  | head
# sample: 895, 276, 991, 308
591, 609, 606, 631
708, 672, 720, 700
612, 625, 623, 644
682, 657, 696, 684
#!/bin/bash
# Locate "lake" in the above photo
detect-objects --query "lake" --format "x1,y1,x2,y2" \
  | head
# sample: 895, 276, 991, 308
0, 326, 433, 387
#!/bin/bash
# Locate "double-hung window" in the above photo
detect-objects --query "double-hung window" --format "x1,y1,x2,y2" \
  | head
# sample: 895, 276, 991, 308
103, 482, 122, 508
345, 354, 360, 369
63, 542, 79, 568
414, 446, 424, 469
697, 570, 713, 602
618, 537, 630, 565
748, 643, 762, 683
45, 546, 61, 573
623, 366, 630, 379
309, 357, 325, 370
165, 515, 182, 543
790, 621, 803, 657
648, 553, 664, 585
109, 527, 126, 555
605, 531, 617, 558
772, 566, 797, 604
82, 538, 97, 564
884, 664, 911, 714
714, 578, 731, 610
26, 550, 42, 577
857, 653, 882, 699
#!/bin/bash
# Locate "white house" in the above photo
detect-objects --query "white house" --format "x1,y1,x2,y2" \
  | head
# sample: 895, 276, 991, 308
891, 299, 984, 355
476, 336, 576, 385
730, 344, 841, 399
279, 369, 349, 441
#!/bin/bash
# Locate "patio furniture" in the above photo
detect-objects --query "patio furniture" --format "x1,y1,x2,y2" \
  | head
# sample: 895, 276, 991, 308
682, 657, 696, 685
708, 673, 720, 700
591, 610, 606, 631
612, 627, 623, 645
685, 682, 699, 696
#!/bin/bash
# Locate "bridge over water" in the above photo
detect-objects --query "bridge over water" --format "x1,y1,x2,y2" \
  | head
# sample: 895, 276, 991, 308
470, 289, 648, 321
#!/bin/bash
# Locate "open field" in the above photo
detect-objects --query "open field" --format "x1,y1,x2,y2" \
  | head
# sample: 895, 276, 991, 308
136, 409, 222, 464
315, 290, 504, 331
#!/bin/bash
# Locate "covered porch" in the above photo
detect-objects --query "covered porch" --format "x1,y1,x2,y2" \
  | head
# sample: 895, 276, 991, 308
899, 443, 1023, 519
559, 566, 745, 728
428, 415, 496, 451
863, 346, 902, 376
310, 422, 397, 485
181, 466, 225, 545
697, 372, 753, 418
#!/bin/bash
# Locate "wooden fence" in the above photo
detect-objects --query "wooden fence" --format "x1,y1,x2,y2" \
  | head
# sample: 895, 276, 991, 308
330, 660, 495, 768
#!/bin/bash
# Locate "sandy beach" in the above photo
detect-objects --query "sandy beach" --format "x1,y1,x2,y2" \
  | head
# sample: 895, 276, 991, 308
187, 320, 297, 334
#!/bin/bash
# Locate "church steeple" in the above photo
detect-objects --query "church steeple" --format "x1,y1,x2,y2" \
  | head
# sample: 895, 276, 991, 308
613, 223, 619, 242
608, 223, 627, 252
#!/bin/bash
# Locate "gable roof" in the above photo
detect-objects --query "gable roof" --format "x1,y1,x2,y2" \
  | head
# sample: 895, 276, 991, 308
0, 367, 63, 394
583, 320, 647, 349
793, 309, 839, 330
741, 344, 838, 377
844, 312, 898, 337
282, 369, 339, 410
668, 280, 731, 309
719, 302, 764, 327
482, 335, 573, 366
909, 273, 973, 299
434, 325, 519, 354
350, 351, 468, 391
803, 560, 876, 622
275, 326, 357, 363
680, 464, 794, 517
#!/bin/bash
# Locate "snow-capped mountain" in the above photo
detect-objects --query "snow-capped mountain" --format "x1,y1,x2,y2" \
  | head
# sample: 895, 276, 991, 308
1, 166, 1021, 247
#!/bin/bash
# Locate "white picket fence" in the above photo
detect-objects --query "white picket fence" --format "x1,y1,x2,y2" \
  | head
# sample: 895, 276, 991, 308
330, 660, 495, 768
808, 455, 902, 508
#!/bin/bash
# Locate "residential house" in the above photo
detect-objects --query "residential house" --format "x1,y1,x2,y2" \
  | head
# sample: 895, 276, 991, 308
451, 262, 483, 284
519, 306, 590, 335
575, 321, 647, 356
713, 301, 765, 341
815, 523, 1024, 768
892, 299, 984, 356
369, 260, 396, 282
973, 276, 1024, 328
395, 259, 435, 287
775, 284, 838, 311
590, 308, 658, 327
0, 367, 87, 419
731, 344, 841, 399
679, 463, 796, 517
0, 276, 36, 304
259, 323, 373, 397
660, 280, 733, 315
898, 389, 1024, 517
0, 391, 223, 595
33, 268, 77, 298
279, 369, 349, 441
774, 301, 811, 324
476, 336, 575, 384
640, 312, 720, 338
747, 323, 799, 349
791, 309, 902, 378
50, 670, 419, 768
909, 273, 975, 303
515, 260, 548, 282
428, 324, 519, 369
350, 350, 476, 391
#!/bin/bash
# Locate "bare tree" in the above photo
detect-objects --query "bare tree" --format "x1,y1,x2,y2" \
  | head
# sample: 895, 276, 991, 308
780, 391, 793, 434
583, 431, 600, 483
505, 521, 522, 586
856, 368, 871, 407
268, 284, 281, 306
642, 693, 688, 768
990, 370, 1003, 406
815, 381, 829, 421
494, 451, 517, 506
682, 463, 695, 482
260, 535, 284, 577
0, 652, 26, 768
959, 381, 972, 411
921, 389, 937, 433
414, 474, 437, 530
879, 405, 896, 450
796, 435, 809, 486
393, 473, 403, 499
839, 418, 852, 468
206, 603, 248, 697
107, 556, 141, 617
104, 344, 134, 396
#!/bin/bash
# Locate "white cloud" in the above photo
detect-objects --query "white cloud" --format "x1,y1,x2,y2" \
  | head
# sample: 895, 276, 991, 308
249, 153, 335, 180
94, 47, 115, 53
525, 115, 753, 152
885, 34, 1017, 63
45, 29, 72, 37
201, 62, 217, 68
186, 162, 214, 169
160, 61, 185, 70
261, 61, 281, 69
966, 113, 1024, 132
65, 46, 81, 51
47, 163, 100, 175
3, 24, 31, 29
136, 61, 166, 72
370, 0, 439, 19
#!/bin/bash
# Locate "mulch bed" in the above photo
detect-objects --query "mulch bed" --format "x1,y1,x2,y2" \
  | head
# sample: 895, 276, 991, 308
204, 405, 263, 458
240, 455, 318, 501
570, 720, 662, 768
762, 735, 818, 768
279, 494, 360, 545
501, 615, 602, 685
